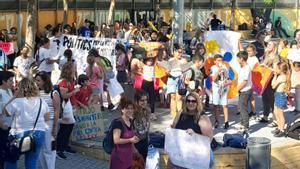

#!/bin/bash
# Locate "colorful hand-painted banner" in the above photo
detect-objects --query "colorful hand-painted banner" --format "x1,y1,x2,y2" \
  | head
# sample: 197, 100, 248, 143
204, 31, 241, 99
71, 105, 104, 141
0, 42, 14, 55
252, 64, 274, 95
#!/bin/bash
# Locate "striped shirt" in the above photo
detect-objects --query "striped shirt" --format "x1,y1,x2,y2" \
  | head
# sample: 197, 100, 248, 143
40, 90, 56, 119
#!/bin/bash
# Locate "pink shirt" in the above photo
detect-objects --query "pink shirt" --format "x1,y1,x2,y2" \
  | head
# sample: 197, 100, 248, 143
86, 65, 101, 89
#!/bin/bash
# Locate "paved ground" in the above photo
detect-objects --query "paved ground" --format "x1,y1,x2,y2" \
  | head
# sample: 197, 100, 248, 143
17, 153, 109, 169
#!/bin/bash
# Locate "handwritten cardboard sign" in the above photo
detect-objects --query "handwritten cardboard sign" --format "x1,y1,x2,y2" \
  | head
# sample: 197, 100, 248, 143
0, 42, 14, 55
71, 104, 104, 141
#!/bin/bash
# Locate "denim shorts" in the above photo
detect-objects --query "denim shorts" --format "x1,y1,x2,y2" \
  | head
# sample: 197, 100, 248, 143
274, 92, 287, 110
166, 76, 180, 94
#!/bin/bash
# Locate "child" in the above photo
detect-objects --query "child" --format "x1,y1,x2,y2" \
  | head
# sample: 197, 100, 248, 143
75, 74, 93, 109
210, 54, 231, 129
237, 51, 253, 131
86, 54, 103, 105
271, 61, 290, 137
246, 44, 259, 117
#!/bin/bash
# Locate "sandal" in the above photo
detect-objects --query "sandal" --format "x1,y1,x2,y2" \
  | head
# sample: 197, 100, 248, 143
267, 122, 278, 128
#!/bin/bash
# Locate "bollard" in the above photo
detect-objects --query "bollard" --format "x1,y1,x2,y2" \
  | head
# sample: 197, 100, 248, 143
246, 137, 271, 169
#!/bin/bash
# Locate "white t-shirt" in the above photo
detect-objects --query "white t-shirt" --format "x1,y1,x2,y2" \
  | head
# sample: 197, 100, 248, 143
49, 36, 63, 59
247, 56, 259, 70
143, 65, 155, 80
38, 47, 54, 72
13, 56, 35, 80
238, 64, 252, 92
0, 88, 13, 127
6, 97, 49, 135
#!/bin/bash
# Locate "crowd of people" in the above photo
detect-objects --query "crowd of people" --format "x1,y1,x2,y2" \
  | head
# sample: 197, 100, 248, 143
0, 13, 299, 169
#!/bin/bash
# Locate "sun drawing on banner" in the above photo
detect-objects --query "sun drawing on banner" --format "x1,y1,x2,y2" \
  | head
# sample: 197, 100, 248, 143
204, 40, 221, 57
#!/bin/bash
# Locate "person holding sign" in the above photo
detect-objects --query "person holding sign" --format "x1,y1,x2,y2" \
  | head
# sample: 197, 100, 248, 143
110, 97, 140, 169
168, 92, 213, 168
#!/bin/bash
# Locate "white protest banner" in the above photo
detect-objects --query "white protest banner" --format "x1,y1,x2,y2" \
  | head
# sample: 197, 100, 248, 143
165, 128, 211, 169
72, 104, 105, 141
57, 35, 126, 101
58, 34, 127, 75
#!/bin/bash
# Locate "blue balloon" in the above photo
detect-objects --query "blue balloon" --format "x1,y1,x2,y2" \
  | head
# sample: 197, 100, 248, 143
205, 78, 211, 90
223, 52, 233, 62
228, 67, 235, 80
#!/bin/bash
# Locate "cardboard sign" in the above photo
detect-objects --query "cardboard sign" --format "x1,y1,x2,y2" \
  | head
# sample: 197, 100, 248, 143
72, 105, 104, 141
0, 42, 14, 55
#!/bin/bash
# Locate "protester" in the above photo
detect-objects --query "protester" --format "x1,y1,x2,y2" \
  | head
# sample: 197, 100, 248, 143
74, 74, 93, 109
251, 32, 266, 61
190, 29, 204, 56
278, 38, 289, 59
210, 14, 222, 31
168, 92, 213, 168
259, 41, 280, 125
210, 54, 231, 129
133, 89, 151, 161
0, 49, 8, 71
35, 71, 60, 169
236, 51, 253, 131
290, 62, 300, 112
37, 38, 57, 78
13, 46, 35, 82
0, 71, 14, 169
3, 78, 50, 169
141, 57, 157, 120
185, 55, 204, 95
245, 44, 259, 117
166, 44, 185, 118
275, 17, 290, 38
78, 19, 91, 38
271, 61, 290, 137
116, 44, 129, 84
86, 54, 103, 104
110, 97, 139, 169
294, 29, 300, 48
56, 62, 79, 159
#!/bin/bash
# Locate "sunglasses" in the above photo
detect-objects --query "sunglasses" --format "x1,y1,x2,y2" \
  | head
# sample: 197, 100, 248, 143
186, 99, 197, 103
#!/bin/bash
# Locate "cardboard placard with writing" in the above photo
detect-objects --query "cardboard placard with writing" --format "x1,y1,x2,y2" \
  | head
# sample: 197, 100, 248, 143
71, 104, 104, 141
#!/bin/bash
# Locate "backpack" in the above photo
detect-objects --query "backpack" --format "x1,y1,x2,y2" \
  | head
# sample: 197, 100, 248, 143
103, 118, 124, 154
223, 132, 249, 149
178, 68, 196, 95
285, 117, 300, 140
50, 85, 64, 118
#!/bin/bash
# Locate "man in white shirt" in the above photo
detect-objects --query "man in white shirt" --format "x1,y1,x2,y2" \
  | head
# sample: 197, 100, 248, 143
37, 38, 58, 78
13, 46, 35, 82
237, 51, 253, 131
0, 71, 14, 168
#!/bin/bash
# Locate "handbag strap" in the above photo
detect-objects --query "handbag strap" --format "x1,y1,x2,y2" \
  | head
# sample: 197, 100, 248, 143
32, 99, 42, 131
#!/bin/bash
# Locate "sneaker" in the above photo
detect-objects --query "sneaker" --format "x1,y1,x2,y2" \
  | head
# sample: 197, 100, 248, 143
267, 122, 278, 128
274, 131, 285, 137
214, 121, 219, 129
101, 106, 105, 111
224, 121, 229, 130
57, 151, 67, 159
249, 112, 256, 117
271, 128, 280, 134
65, 147, 76, 154
258, 117, 268, 123
108, 104, 114, 110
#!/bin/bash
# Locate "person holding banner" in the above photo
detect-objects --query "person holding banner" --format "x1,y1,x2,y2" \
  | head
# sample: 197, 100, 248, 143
168, 92, 213, 168
259, 41, 280, 125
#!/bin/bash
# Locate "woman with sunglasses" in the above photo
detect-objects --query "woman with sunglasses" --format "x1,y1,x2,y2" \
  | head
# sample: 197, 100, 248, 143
35, 71, 60, 169
168, 92, 213, 169
133, 89, 151, 161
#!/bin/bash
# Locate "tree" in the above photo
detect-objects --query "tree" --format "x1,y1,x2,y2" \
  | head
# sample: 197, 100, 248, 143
230, 0, 236, 30
25, 0, 37, 57
63, 0, 69, 26
107, 0, 116, 25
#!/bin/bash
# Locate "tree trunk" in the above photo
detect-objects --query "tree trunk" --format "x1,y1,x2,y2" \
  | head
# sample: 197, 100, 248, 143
63, 0, 69, 26
107, 0, 115, 25
230, 0, 236, 30
25, 0, 37, 57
